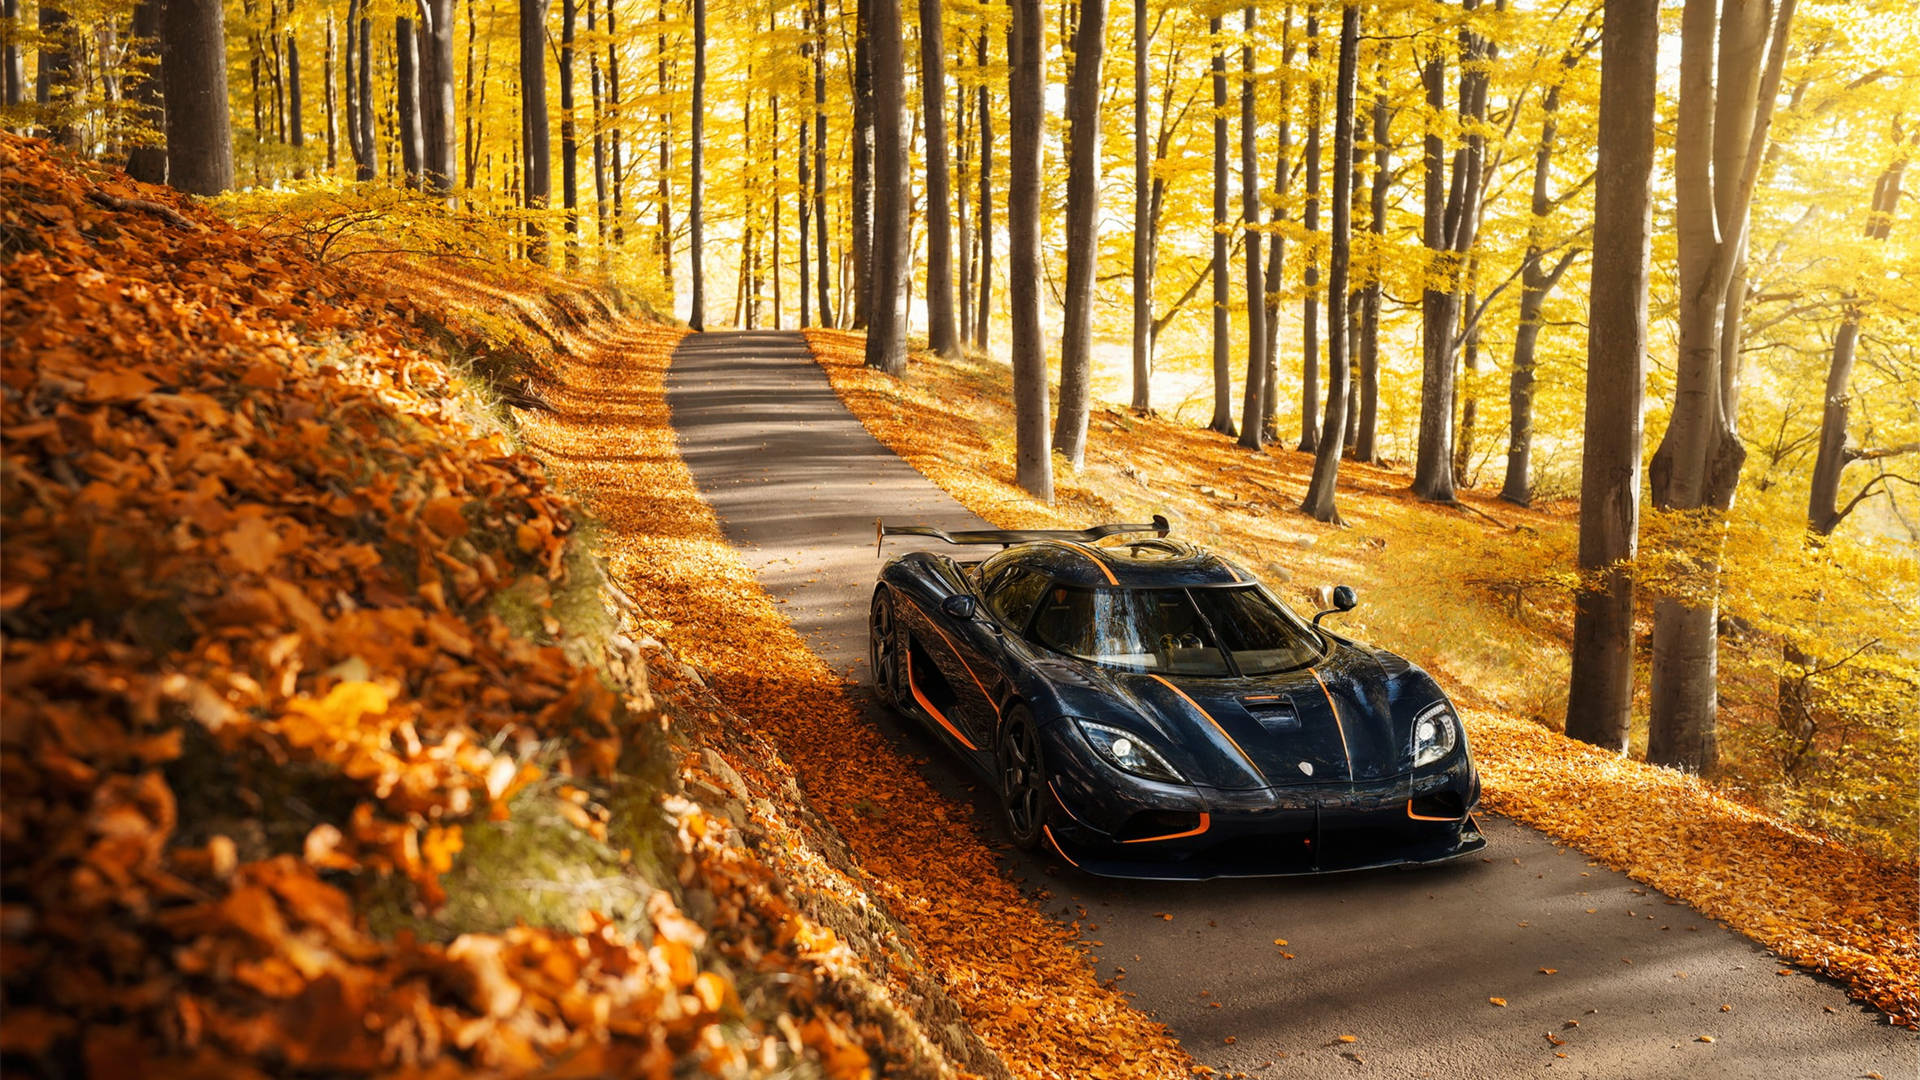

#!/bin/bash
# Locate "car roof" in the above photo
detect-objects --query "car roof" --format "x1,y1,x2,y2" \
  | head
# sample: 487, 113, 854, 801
980, 537, 1253, 589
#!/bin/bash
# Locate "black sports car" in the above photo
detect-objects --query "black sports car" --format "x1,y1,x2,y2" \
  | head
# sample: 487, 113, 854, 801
868, 517, 1485, 879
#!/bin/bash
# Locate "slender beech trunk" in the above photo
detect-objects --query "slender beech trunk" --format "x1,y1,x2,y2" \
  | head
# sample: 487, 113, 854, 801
345, 0, 362, 167
1, 0, 22, 114
324, 12, 338, 171
814, 0, 832, 327
287, 0, 304, 174
1502, 73, 1582, 504
1054, 0, 1109, 464
1453, 279, 1481, 484
1646, 0, 1795, 773
660, 0, 673, 280
1207, 14, 1235, 437
127, 0, 167, 183
1261, 5, 1296, 440
955, 48, 972, 343
1356, 74, 1388, 461
918, 0, 960, 357
419, 0, 455, 195
1008, 0, 1052, 500
850, 0, 874, 329
397, 16, 423, 186
519, 0, 551, 260
690, 0, 706, 328
1302, 3, 1357, 521
356, 7, 375, 180
590, 0, 608, 247
864, 0, 909, 372
1412, 0, 1489, 502
1565, 0, 1659, 752
800, 13, 813, 328
1236, 5, 1265, 449
1299, 7, 1322, 452
161, 0, 235, 193
1130, 0, 1152, 410
560, 0, 578, 264
973, 25, 993, 350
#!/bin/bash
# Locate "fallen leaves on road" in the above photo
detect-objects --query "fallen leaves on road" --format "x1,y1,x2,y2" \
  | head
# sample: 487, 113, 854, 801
1490, 997, 1509, 1007
803, 328, 1919, 1029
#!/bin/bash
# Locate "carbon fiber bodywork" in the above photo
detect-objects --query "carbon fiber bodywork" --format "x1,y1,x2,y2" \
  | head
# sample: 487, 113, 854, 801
871, 536, 1487, 880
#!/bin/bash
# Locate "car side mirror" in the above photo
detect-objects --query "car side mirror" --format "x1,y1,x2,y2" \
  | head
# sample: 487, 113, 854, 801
1313, 584, 1358, 626
941, 594, 978, 620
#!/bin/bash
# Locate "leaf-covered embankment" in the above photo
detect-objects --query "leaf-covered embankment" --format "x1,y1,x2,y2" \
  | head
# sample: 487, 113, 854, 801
0, 134, 996, 1077
800, 328, 1918, 1031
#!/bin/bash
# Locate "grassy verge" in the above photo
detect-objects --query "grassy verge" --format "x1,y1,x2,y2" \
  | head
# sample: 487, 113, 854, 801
801, 328, 1918, 1031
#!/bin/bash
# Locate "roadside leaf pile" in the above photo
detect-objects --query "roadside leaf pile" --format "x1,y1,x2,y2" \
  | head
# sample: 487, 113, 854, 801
0, 135, 948, 1077
802, 328, 1919, 1030
516, 304, 1200, 1078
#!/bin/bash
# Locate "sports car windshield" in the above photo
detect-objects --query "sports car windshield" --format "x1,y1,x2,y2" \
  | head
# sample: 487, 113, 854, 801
1029, 585, 1324, 676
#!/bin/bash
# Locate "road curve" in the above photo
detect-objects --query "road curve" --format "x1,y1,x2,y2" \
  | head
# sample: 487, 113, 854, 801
665, 329, 1913, 1079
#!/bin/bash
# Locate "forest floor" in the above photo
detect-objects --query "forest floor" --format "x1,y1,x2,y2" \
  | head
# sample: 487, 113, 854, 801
801, 329, 1918, 1032
0, 135, 1017, 1078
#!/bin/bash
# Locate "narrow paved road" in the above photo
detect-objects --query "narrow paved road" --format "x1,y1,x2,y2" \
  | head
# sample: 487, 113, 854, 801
666, 330, 1912, 1079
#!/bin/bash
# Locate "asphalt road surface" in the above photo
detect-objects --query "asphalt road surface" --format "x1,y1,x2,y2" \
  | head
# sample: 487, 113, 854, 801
666, 330, 1914, 1079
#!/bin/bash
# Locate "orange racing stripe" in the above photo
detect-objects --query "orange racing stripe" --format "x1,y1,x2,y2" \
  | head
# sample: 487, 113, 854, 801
1120, 812, 1212, 844
907, 659, 981, 751
1311, 669, 1355, 777
903, 597, 1003, 721
1042, 825, 1081, 867
1146, 673, 1266, 782
1406, 800, 1461, 823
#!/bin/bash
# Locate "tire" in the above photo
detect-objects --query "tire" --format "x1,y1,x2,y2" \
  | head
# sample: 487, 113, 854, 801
868, 587, 905, 708
997, 706, 1050, 851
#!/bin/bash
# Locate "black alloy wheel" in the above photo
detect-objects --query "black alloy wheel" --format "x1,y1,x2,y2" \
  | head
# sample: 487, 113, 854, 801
997, 706, 1049, 851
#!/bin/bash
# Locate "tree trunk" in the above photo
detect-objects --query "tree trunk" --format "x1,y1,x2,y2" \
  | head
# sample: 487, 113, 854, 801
850, 0, 874, 329
519, 0, 551, 261
800, 13, 813, 329
345, 0, 361, 168
161, 0, 235, 194
1298, 8, 1321, 452
590, 0, 607, 248
1355, 75, 1387, 462
1646, 0, 1794, 773
1, 0, 23, 114
397, 16, 424, 186
1008, 0, 1052, 500
560, 0, 577, 264
1207, 14, 1235, 437
1260, 4, 1295, 441
325, 11, 337, 171
126, 0, 168, 183
973, 25, 993, 350
1053, 0, 1108, 465
419, 0, 456, 195
690, 0, 707, 327
1453, 282, 1480, 485
287, 0, 304, 174
955, 50, 972, 343
863, 0, 910, 373
1302, 3, 1356, 521
918, 0, 960, 357
1236, 5, 1265, 450
37, 3, 75, 145
814, 0, 832, 327
1129, 0, 1151, 412
356, 6, 376, 180
1564, 0, 1658, 753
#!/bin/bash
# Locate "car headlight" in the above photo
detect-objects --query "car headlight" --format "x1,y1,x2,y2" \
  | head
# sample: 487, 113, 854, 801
1076, 719, 1184, 783
1411, 702, 1459, 767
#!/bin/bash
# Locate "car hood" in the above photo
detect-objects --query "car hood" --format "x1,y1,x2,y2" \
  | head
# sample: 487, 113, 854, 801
1056, 641, 1446, 791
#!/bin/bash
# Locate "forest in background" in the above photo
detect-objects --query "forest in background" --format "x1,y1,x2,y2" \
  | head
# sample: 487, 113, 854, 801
1, 0, 1914, 861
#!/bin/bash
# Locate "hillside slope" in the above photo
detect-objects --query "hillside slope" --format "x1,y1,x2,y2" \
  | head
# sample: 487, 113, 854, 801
0, 136, 1004, 1078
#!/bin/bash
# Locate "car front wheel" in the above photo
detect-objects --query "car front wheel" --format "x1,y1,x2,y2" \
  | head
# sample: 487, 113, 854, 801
869, 588, 904, 708
997, 706, 1050, 851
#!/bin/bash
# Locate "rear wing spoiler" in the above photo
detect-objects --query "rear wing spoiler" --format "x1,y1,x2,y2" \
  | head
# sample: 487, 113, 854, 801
876, 515, 1171, 555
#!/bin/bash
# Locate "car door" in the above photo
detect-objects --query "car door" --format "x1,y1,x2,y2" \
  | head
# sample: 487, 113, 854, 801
938, 565, 1049, 742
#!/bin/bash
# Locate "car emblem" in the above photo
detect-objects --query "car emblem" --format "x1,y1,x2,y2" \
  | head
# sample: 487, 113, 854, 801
1298, 761, 1314, 776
